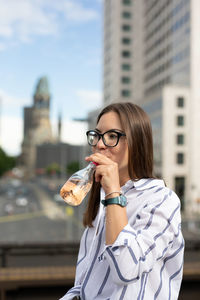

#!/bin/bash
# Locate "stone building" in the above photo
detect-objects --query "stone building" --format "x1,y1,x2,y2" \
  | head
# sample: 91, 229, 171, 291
21, 77, 54, 177
36, 142, 84, 177
21, 77, 84, 178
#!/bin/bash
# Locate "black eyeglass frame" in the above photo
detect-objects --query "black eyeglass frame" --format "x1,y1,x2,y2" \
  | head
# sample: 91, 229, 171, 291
86, 129, 126, 147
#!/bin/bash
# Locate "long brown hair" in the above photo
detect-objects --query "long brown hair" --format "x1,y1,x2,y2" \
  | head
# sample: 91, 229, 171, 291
83, 102, 155, 227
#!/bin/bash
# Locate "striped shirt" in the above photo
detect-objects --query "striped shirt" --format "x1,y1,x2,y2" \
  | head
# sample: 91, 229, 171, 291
60, 178, 184, 300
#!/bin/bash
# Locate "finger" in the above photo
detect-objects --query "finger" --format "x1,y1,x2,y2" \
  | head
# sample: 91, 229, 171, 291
85, 153, 112, 165
94, 171, 101, 182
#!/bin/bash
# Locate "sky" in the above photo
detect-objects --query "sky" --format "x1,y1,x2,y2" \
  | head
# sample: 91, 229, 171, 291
0, 0, 103, 156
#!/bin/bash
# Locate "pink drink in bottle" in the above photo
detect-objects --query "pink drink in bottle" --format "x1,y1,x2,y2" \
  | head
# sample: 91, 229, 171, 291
60, 162, 97, 206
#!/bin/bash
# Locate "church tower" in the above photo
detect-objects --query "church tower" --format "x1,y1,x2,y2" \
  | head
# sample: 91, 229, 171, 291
21, 77, 53, 177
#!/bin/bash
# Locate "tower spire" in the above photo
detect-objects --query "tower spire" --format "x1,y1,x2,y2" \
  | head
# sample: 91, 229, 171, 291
58, 112, 62, 142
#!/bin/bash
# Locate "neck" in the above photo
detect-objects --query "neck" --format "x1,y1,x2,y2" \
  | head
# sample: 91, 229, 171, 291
119, 170, 131, 187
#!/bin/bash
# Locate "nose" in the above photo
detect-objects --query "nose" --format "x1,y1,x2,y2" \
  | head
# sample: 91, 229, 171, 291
96, 136, 106, 149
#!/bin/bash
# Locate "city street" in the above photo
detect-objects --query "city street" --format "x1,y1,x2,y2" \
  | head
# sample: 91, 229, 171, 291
0, 177, 85, 243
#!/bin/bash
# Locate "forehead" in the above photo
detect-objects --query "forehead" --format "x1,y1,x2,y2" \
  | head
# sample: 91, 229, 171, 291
96, 112, 122, 131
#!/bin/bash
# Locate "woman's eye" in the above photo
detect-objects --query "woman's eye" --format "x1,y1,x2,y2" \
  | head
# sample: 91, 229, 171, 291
108, 133, 117, 139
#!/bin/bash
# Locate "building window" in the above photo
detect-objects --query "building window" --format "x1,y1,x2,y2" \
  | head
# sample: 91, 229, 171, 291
122, 11, 131, 18
176, 153, 184, 164
122, 50, 131, 58
177, 96, 184, 107
121, 90, 131, 97
122, 63, 131, 70
122, 37, 131, 44
175, 177, 185, 211
177, 134, 184, 145
122, 24, 131, 31
122, 0, 132, 5
177, 115, 184, 126
121, 77, 131, 84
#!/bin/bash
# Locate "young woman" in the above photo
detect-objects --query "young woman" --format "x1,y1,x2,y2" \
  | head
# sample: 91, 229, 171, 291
60, 102, 184, 300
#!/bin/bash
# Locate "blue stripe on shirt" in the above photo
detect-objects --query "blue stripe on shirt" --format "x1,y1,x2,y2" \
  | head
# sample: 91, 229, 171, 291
97, 266, 110, 295
154, 204, 180, 241
143, 192, 169, 230
168, 261, 183, 300
154, 240, 184, 299
120, 285, 128, 300
106, 247, 139, 283
128, 246, 138, 264
113, 204, 181, 266
141, 272, 149, 300
137, 272, 147, 300
81, 225, 104, 300
77, 228, 89, 266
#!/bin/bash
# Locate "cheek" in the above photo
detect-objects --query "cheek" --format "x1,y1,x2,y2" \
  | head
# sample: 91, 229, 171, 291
119, 144, 129, 165
112, 146, 129, 165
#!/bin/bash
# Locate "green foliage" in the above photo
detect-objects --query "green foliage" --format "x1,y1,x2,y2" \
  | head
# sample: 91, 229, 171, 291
45, 162, 61, 175
66, 161, 80, 175
0, 147, 16, 177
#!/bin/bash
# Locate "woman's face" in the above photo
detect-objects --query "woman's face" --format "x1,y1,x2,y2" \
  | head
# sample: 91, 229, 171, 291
93, 111, 130, 182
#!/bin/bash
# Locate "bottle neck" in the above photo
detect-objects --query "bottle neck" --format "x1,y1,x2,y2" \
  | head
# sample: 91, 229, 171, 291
88, 162, 97, 170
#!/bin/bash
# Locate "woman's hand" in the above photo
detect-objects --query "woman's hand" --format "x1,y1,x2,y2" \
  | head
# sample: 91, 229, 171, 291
85, 153, 121, 196
86, 153, 128, 245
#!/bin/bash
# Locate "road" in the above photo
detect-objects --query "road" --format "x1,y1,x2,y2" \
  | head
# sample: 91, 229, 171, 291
0, 177, 85, 243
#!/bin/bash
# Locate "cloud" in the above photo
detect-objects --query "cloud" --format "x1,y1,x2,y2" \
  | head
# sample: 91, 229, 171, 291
0, 88, 31, 110
0, 90, 30, 155
54, 119, 88, 146
61, 1, 98, 22
0, 115, 23, 156
0, 88, 95, 155
0, 0, 58, 43
0, 0, 99, 49
76, 89, 102, 111
0, 115, 87, 156
0, 42, 6, 51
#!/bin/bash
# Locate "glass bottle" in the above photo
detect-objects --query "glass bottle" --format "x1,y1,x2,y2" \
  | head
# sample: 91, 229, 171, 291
60, 162, 97, 206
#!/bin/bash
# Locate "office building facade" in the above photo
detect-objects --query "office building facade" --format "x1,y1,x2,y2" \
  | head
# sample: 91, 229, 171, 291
103, 0, 200, 214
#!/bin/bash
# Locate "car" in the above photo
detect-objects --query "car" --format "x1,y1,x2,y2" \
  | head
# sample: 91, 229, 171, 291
54, 193, 63, 203
16, 197, 28, 206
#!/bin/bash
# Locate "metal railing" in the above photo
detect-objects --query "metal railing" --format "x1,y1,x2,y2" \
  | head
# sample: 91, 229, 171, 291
0, 242, 79, 268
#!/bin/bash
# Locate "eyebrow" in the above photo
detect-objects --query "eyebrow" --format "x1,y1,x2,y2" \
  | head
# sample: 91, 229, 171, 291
95, 128, 101, 132
94, 128, 124, 133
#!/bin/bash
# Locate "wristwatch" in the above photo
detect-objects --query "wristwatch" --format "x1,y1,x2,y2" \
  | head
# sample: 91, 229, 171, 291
101, 194, 127, 207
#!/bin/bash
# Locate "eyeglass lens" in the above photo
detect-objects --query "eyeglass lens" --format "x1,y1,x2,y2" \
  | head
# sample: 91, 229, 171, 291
87, 131, 121, 147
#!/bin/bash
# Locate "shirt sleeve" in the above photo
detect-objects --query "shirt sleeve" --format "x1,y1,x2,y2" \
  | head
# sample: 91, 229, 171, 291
59, 285, 81, 300
102, 189, 184, 285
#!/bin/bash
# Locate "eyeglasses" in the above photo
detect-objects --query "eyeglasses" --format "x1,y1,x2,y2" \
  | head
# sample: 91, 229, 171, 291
86, 129, 126, 147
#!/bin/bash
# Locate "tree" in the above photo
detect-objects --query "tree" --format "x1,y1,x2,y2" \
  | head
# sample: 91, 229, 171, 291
45, 162, 61, 176
66, 161, 80, 175
0, 147, 16, 177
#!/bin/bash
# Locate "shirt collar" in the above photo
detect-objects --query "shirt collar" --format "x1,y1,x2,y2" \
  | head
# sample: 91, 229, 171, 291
132, 178, 165, 191
101, 178, 165, 197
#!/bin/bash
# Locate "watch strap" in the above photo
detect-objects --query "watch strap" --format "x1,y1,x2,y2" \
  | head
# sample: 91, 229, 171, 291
101, 195, 127, 207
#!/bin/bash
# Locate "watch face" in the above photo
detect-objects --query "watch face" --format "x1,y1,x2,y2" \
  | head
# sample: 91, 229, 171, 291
120, 195, 127, 207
